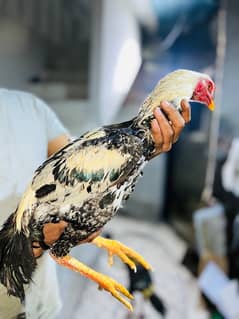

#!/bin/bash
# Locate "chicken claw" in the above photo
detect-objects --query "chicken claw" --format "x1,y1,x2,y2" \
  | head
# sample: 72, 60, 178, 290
92, 236, 152, 272
50, 253, 134, 311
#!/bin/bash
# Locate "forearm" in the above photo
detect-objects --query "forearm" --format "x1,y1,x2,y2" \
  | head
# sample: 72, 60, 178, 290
48, 133, 71, 157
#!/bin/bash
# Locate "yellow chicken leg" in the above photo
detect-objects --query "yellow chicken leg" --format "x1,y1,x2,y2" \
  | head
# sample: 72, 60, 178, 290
92, 236, 152, 272
50, 253, 134, 311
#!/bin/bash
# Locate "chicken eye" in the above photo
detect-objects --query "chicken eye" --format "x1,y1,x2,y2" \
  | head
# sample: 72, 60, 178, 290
208, 82, 213, 92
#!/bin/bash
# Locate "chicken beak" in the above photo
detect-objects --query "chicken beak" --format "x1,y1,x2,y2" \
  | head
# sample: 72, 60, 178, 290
208, 99, 215, 111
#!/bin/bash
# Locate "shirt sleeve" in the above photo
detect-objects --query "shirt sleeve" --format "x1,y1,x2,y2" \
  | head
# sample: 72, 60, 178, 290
35, 96, 69, 142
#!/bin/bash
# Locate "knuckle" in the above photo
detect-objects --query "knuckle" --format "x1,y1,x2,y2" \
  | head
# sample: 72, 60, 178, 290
168, 129, 174, 138
179, 120, 185, 129
186, 114, 191, 123
163, 144, 172, 152
174, 119, 185, 131
154, 135, 163, 144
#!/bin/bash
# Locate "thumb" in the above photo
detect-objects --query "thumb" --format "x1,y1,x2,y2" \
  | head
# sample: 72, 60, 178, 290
58, 220, 68, 231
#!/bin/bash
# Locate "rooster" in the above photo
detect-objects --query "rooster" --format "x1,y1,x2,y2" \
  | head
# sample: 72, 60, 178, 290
0, 69, 215, 311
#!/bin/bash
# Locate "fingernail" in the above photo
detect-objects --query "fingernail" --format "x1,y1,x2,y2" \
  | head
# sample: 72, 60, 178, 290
161, 101, 170, 107
155, 107, 162, 115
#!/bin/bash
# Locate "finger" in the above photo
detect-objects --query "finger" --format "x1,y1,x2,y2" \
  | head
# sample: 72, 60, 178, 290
45, 221, 68, 235
32, 241, 41, 249
58, 220, 68, 231
151, 116, 163, 147
43, 221, 68, 246
33, 247, 43, 258
154, 107, 173, 151
160, 101, 185, 143
180, 99, 191, 123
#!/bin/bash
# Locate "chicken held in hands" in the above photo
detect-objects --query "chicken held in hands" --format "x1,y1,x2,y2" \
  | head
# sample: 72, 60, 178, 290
0, 69, 215, 311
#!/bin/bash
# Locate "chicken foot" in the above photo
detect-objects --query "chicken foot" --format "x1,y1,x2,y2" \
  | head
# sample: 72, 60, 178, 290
92, 236, 152, 271
50, 253, 134, 311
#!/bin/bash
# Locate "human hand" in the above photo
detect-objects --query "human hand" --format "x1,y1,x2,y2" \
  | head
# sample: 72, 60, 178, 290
32, 221, 68, 258
32, 222, 101, 258
151, 99, 191, 157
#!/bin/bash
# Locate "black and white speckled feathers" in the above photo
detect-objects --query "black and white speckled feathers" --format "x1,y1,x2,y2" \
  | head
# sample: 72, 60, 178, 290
0, 69, 212, 300
14, 119, 154, 257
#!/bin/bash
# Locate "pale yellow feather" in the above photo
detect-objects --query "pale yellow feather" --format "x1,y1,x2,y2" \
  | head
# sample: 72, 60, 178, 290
138, 69, 211, 120
16, 185, 36, 232
66, 145, 129, 174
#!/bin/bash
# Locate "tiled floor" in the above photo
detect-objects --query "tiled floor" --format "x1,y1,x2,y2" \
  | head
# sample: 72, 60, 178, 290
57, 216, 209, 319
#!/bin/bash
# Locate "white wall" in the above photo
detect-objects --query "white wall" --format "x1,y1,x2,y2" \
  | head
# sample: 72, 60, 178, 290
0, 13, 166, 221
91, 0, 142, 125
0, 18, 45, 90
0, 18, 93, 138
0, 7, 141, 131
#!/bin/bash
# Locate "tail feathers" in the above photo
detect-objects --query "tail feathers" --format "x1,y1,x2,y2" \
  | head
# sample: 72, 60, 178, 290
0, 213, 36, 301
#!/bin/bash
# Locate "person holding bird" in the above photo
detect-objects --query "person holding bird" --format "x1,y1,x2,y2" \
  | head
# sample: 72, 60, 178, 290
0, 70, 203, 317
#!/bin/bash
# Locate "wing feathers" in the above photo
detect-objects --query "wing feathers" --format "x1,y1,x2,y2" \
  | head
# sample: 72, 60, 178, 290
15, 130, 144, 231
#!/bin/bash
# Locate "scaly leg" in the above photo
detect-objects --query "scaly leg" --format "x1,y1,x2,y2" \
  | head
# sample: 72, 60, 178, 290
92, 236, 152, 272
50, 253, 134, 311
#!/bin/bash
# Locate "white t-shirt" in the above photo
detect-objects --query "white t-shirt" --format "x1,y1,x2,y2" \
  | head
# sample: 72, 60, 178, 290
0, 89, 68, 319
